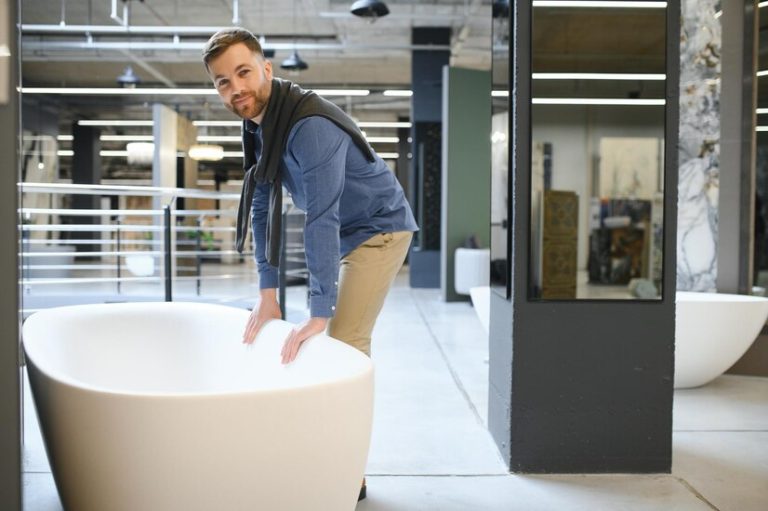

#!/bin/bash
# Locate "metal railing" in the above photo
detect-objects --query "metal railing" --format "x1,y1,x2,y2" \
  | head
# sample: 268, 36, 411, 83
19, 182, 309, 316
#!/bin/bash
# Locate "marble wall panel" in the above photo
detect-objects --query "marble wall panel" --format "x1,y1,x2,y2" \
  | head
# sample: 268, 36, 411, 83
678, 0, 721, 291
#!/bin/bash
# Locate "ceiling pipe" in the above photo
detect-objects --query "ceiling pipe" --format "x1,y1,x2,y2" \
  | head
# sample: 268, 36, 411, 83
21, 24, 340, 37
110, 0, 130, 27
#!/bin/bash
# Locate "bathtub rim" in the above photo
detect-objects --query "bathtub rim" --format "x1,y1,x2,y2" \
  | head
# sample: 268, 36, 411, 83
22, 302, 374, 399
675, 291, 768, 303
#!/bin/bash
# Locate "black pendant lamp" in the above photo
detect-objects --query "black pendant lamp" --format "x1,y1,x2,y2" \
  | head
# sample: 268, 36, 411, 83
280, 50, 309, 71
492, 0, 510, 19
350, 0, 390, 19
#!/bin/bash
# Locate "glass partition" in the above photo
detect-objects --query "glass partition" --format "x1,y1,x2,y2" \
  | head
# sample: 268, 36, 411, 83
529, 1, 667, 301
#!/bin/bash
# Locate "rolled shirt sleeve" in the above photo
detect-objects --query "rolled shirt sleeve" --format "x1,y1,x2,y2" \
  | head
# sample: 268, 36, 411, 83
250, 181, 279, 289
288, 118, 348, 318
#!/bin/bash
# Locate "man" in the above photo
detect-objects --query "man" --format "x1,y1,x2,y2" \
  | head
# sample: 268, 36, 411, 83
203, 28, 417, 387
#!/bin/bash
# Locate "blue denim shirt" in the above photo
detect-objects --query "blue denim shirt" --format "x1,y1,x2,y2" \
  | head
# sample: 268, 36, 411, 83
249, 116, 418, 317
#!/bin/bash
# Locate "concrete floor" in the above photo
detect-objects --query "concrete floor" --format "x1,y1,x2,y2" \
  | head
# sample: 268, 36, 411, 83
21, 269, 768, 511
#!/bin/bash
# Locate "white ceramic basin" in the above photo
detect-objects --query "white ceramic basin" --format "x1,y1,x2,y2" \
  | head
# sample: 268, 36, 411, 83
675, 291, 768, 388
22, 302, 374, 511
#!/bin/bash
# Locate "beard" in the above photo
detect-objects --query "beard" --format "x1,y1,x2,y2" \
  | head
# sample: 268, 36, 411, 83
227, 77, 271, 120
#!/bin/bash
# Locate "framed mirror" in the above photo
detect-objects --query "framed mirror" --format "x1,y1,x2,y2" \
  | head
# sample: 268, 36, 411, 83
528, 0, 667, 301
491, 0, 511, 299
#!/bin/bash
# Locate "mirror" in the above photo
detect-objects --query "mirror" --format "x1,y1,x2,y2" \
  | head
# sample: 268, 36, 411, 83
756, 7, 768, 295
490, 0, 511, 298
529, 1, 667, 301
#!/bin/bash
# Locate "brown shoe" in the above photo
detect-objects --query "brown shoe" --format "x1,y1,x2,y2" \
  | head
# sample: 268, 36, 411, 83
358, 478, 367, 501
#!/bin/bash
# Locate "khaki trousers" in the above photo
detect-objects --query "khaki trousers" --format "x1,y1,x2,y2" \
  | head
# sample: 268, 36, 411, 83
327, 231, 413, 356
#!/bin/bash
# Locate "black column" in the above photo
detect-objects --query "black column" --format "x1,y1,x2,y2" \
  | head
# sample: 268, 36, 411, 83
488, 1, 680, 473
70, 123, 102, 252
409, 27, 450, 288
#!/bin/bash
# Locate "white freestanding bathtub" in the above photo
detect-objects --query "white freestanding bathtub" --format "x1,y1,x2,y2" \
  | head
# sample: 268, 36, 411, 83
22, 302, 374, 511
675, 291, 768, 389
468, 287, 768, 389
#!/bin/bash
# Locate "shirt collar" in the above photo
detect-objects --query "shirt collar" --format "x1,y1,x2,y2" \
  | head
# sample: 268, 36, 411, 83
244, 119, 260, 134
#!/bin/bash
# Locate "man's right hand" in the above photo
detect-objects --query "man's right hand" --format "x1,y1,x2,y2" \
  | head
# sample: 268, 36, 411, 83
243, 288, 282, 344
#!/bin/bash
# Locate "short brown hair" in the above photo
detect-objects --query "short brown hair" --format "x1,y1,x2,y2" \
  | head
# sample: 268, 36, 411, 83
202, 27, 263, 71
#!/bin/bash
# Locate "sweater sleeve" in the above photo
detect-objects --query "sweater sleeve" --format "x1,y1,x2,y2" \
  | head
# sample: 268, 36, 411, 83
250, 181, 279, 289
287, 117, 349, 318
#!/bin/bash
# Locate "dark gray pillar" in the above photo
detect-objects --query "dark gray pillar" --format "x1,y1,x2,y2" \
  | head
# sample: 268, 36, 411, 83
70, 123, 102, 252
488, 0, 679, 473
409, 27, 450, 288
0, 0, 22, 507
717, 0, 758, 294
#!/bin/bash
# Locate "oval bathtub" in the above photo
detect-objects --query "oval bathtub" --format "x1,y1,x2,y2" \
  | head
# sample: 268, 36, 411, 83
22, 302, 374, 511
469, 286, 768, 389
675, 291, 768, 388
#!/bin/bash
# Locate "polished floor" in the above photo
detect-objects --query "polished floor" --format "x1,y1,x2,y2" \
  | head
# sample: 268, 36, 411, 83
21, 268, 768, 511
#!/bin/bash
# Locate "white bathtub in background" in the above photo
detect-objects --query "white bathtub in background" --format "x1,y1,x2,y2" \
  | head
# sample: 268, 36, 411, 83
675, 291, 768, 388
468, 287, 768, 389
22, 302, 373, 511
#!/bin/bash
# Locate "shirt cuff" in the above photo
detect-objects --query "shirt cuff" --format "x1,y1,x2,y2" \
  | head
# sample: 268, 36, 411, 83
258, 268, 279, 289
309, 293, 337, 318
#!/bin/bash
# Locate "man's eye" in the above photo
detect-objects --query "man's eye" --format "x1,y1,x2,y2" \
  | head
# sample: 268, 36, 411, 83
239, 69, 250, 77
217, 80, 229, 88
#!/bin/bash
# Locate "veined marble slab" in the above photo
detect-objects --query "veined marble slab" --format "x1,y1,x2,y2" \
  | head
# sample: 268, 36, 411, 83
678, 0, 721, 292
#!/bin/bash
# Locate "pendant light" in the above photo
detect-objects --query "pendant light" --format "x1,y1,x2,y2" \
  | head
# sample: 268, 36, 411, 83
189, 102, 224, 162
281, 50, 309, 71
492, 0, 510, 19
350, 0, 390, 19
281, 0, 308, 72
116, 65, 140, 88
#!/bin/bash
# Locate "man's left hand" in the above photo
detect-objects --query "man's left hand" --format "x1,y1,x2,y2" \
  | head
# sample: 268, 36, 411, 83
281, 317, 328, 364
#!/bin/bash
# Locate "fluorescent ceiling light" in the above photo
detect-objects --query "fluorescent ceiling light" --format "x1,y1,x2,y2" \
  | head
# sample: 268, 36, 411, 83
757, 108, 768, 114
24, 87, 217, 95
223, 151, 245, 158
377, 152, 399, 159
492, 90, 509, 97
197, 135, 241, 143
757, 70, 768, 77
532, 73, 665, 80
761, 1, 768, 7
357, 121, 411, 128
311, 89, 370, 96
193, 120, 241, 127
0, 44, 10, 57
57, 150, 130, 157
756, 126, 768, 132
532, 1, 666, 7
383, 90, 413, 97
78, 120, 153, 127
103, 135, 154, 142
24, 87, 370, 97
58, 134, 154, 142
533, 98, 665, 105
366, 136, 400, 143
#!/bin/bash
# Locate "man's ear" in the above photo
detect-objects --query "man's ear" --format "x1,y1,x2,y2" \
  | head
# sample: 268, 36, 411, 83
263, 59, 273, 81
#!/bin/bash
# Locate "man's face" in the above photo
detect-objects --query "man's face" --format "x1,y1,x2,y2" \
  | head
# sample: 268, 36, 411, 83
207, 42, 273, 120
